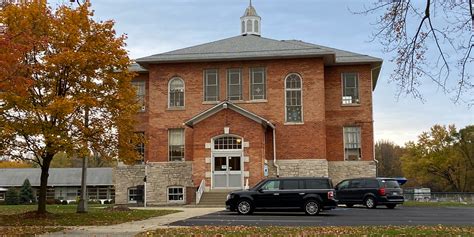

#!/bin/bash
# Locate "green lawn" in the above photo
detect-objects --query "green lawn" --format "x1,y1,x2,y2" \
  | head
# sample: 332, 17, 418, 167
0, 204, 180, 226
402, 201, 474, 207
139, 226, 474, 237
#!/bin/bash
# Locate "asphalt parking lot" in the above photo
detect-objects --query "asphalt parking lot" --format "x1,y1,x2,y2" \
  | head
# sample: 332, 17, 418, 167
170, 206, 474, 226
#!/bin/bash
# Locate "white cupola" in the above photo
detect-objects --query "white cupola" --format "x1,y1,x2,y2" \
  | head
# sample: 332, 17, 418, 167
240, 0, 261, 36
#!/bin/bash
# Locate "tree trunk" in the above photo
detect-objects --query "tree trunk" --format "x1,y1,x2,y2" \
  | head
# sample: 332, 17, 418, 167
37, 155, 53, 214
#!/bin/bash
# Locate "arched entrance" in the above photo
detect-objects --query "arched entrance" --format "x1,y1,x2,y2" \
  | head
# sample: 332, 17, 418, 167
211, 135, 244, 189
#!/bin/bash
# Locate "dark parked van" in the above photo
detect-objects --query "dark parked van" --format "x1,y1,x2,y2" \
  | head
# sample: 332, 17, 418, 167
335, 178, 404, 209
225, 177, 337, 215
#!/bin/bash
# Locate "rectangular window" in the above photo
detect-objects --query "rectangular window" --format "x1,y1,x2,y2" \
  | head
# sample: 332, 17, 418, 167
168, 187, 184, 202
227, 69, 242, 101
342, 73, 359, 105
128, 188, 139, 203
134, 132, 145, 164
169, 128, 185, 161
132, 81, 146, 111
344, 127, 361, 160
250, 68, 266, 100
0, 192, 5, 201
305, 179, 331, 189
204, 69, 219, 102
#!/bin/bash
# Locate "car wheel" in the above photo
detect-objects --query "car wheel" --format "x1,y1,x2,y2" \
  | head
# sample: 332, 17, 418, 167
364, 197, 377, 209
236, 199, 253, 215
386, 204, 396, 209
304, 200, 320, 216
346, 204, 353, 208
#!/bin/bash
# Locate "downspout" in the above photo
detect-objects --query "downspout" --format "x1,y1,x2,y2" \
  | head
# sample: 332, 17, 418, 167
270, 124, 279, 177
371, 65, 381, 177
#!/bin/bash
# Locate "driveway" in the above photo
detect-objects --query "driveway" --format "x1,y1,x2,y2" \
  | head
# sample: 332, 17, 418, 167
170, 206, 474, 226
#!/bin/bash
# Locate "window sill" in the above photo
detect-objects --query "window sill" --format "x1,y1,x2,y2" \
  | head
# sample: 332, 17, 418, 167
202, 101, 220, 105
247, 99, 268, 103
341, 103, 361, 107
167, 107, 185, 111
284, 122, 304, 125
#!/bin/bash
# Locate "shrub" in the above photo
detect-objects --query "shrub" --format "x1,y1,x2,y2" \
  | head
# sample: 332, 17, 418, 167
19, 179, 35, 204
5, 188, 19, 205
62, 200, 68, 205
88, 200, 100, 205
103, 200, 110, 204
54, 199, 62, 205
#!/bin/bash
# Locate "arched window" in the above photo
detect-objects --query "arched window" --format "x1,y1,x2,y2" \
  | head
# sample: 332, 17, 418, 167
169, 77, 184, 108
254, 20, 259, 33
285, 74, 303, 123
241, 21, 245, 34
214, 136, 243, 150
247, 20, 253, 33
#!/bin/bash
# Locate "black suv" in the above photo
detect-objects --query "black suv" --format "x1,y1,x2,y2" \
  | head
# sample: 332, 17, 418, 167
335, 178, 404, 209
225, 177, 338, 215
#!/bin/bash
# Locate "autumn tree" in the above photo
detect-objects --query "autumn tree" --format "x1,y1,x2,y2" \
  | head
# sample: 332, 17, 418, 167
0, 1, 142, 214
375, 140, 404, 177
355, 1, 473, 105
401, 124, 473, 192
0, 160, 33, 168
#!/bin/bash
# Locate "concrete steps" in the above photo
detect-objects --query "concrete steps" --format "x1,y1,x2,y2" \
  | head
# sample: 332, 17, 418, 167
197, 191, 229, 207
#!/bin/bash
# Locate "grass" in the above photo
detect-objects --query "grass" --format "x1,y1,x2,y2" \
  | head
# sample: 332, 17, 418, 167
402, 201, 474, 207
0, 204, 180, 227
0, 226, 65, 237
138, 226, 474, 237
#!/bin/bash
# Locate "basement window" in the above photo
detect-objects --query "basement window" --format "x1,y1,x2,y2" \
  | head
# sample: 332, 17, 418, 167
168, 187, 184, 203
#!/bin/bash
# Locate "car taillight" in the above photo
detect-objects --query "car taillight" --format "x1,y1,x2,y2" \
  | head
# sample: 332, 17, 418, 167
378, 188, 386, 196
328, 191, 334, 200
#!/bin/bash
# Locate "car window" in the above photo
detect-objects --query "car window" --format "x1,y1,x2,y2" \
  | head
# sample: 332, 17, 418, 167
306, 179, 330, 189
363, 179, 379, 188
261, 180, 280, 191
281, 180, 299, 190
382, 180, 400, 188
337, 180, 350, 189
349, 180, 362, 188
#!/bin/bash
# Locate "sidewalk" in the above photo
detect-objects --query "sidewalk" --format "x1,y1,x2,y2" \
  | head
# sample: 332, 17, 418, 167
42, 207, 223, 237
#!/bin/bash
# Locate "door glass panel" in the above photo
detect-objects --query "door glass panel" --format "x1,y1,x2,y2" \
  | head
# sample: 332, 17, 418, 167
214, 157, 226, 171
228, 157, 241, 171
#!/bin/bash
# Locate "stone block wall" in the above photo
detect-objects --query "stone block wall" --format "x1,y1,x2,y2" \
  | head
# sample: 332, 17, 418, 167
328, 161, 376, 184
114, 165, 145, 205
146, 161, 194, 205
266, 159, 329, 178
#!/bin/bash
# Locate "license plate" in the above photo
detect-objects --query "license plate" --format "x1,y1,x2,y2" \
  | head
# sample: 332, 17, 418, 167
393, 192, 398, 195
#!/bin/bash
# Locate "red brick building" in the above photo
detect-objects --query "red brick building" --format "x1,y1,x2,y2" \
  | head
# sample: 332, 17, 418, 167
115, 2, 382, 205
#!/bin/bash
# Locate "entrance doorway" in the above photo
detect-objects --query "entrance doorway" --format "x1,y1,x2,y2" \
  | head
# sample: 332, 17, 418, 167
211, 135, 244, 189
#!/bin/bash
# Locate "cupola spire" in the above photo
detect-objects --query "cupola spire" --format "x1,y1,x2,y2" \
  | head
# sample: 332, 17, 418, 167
240, 0, 261, 36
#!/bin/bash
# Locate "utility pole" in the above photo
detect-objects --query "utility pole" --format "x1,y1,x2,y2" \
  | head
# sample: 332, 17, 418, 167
77, 108, 89, 213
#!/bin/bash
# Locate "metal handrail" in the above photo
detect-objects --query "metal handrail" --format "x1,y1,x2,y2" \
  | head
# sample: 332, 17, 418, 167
196, 179, 206, 204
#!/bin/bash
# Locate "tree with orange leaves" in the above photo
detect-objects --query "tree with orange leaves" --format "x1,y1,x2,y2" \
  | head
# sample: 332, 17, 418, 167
0, 1, 142, 214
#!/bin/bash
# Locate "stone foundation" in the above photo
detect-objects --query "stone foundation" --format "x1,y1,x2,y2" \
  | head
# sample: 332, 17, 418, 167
328, 161, 376, 184
114, 165, 145, 205
114, 162, 194, 205
266, 159, 329, 177
146, 161, 194, 205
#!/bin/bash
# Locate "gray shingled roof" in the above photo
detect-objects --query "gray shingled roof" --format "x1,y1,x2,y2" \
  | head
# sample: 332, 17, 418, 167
129, 63, 148, 73
0, 168, 113, 187
135, 35, 382, 66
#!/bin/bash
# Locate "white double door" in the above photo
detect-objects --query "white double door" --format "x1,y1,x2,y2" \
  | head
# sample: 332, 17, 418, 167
212, 153, 243, 189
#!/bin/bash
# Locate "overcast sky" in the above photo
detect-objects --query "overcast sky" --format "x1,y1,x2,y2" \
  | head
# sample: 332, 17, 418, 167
52, 0, 473, 145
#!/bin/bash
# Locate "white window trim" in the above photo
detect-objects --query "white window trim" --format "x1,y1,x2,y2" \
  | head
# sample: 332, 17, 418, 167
284, 73, 304, 124
343, 126, 362, 161
168, 128, 185, 162
168, 77, 185, 109
227, 69, 243, 101
127, 187, 139, 204
167, 186, 185, 203
341, 72, 360, 105
203, 69, 219, 102
211, 134, 244, 152
249, 67, 267, 101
